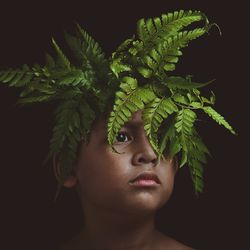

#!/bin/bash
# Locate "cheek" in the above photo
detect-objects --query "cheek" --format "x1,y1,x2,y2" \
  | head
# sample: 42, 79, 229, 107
159, 165, 176, 204
75, 148, 129, 206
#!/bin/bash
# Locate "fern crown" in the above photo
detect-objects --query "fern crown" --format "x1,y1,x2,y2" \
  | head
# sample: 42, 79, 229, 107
0, 10, 236, 200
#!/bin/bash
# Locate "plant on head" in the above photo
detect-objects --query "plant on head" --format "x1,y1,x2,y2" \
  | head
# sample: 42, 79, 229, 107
0, 10, 236, 201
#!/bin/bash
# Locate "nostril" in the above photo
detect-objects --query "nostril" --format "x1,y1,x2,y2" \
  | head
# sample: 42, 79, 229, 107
133, 150, 158, 166
152, 158, 158, 165
138, 156, 158, 165
138, 157, 146, 163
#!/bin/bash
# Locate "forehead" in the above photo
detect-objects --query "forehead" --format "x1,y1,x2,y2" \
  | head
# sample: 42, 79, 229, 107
93, 109, 144, 134
123, 110, 144, 128
130, 109, 143, 121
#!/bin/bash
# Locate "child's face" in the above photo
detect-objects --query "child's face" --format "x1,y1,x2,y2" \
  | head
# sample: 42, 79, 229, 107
65, 110, 177, 215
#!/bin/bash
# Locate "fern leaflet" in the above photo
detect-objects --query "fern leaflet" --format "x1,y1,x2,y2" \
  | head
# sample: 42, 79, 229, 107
52, 38, 71, 70
203, 106, 236, 134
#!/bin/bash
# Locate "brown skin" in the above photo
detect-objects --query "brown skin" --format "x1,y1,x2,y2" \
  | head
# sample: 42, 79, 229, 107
54, 109, 194, 250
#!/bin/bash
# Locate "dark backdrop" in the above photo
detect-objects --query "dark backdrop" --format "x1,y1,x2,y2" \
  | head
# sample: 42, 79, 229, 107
0, 1, 248, 249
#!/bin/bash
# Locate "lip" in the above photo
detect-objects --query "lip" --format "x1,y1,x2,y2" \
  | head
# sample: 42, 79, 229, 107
129, 171, 161, 187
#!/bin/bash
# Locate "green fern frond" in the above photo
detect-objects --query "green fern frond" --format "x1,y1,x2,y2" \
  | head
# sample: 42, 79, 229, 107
54, 88, 82, 99
190, 143, 208, 164
107, 77, 138, 147
42, 97, 96, 177
0, 65, 40, 87
45, 53, 56, 69
172, 93, 190, 106
137, 66, 153, 78
142, 28, 207, 74
57, 69, 95, 88
0, 69, 19, 83
164, 27, 207, 50
143, 82, 168, 98
0, 62, 51, 91
129, 40, 143, 56
0, 63, 60, 106
175, 109, 197, 167
73, 23, 110, 89
54, 132, 80, 200
175, 108, 197, 135
118, 76, 137, 94
64, 28, 106, 71
53, 100, 95, 198
137, 10, 206, 44
203, 106, 236, 134
48, 100, 80, 156
77, 98, 96, 144
142, 97, 178, 156
189, 159, 204, 195
51, 38, 71, 70
76, 23, 103, 55
159, 118, 181, 158
16, 95, 54, 104
143, 97, 178, 135
158, 117, 207, 195
75, 23, 106, 65
110, 58, 132, 78
164, 76, 214, 90
161, 10, 207, 38
135, 86, 156, 104
107, 77, 155, 149
187, 129, 210, 195
63, 30, 86, 65
113, 37, 135, 55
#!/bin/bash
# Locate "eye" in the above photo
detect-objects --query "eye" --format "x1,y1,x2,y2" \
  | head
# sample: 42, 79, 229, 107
115, 131, 132, 143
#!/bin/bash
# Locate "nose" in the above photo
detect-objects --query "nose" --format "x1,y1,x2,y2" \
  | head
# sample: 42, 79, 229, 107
131, 134, 159, 167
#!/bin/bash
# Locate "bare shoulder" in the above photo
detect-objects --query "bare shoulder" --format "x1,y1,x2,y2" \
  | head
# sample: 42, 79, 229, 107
154, 231, 195, 250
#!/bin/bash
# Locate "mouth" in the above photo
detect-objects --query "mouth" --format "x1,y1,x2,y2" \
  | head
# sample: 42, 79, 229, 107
129, 171, 161, 187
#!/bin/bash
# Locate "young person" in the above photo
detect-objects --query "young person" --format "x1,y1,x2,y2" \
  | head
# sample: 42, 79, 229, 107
0, 8, 235, 250
55, 108, 194, 250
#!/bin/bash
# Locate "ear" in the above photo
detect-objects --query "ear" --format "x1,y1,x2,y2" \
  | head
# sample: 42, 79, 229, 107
53, 154, 78, 188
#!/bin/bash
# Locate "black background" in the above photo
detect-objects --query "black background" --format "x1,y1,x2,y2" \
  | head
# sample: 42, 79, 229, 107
0, 1, 248, 249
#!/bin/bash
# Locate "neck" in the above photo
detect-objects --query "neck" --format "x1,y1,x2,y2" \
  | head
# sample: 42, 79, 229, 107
77, 203, 158, 250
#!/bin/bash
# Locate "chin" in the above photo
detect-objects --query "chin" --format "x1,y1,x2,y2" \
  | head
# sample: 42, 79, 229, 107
122, 193, 166, 214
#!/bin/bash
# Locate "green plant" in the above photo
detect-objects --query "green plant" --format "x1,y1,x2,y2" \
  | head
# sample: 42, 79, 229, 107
0, 10, 236, 199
